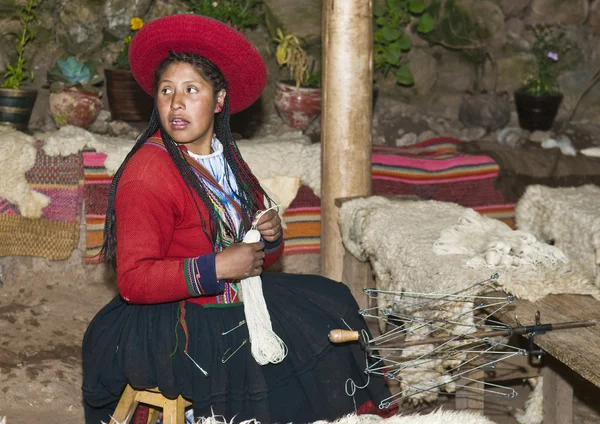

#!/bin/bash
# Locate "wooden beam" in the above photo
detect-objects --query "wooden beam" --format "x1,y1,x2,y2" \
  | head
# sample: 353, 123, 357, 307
321, 0, 373, 281
542, 358, 574, 424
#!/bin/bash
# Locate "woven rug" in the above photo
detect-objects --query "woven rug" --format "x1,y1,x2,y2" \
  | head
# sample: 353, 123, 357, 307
83, 138, 515, 263
0, 142, 84, 259
283, 138, 516, 255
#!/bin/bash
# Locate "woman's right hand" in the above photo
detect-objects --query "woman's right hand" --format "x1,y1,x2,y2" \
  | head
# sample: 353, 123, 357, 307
215, 241, 265, 280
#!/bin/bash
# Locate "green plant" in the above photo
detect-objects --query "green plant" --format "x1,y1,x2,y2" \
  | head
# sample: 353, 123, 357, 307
47, 56, 104, 93
273, 28, 320, 88
1, 0, 40, 89
374, 0, 435, 86
419, 0, 491, 91
185, 0, 263, 30
522, 24, 571, 96
112, 17, 144, 70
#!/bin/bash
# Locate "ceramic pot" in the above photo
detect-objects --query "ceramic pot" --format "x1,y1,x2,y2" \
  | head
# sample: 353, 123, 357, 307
105, 68, 154, 121
514, 90, 563, 132
0, 87, 38, 131
274, 80, 321, 130
49, 88, 102, 129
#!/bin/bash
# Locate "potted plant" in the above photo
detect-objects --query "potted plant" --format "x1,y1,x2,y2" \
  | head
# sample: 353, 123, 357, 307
420, 0, 510, 132
47, 56, 104, 129
272, 28, 322, 130
0, 0, 40, 132
514, 25, 570, 131
104, 17, 153, 121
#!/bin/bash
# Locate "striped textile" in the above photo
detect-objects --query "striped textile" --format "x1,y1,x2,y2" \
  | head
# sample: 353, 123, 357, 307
282, 138, 516, 255
0, 143, 84, 259
83, 150, 111, 264
83, 137, 516, 262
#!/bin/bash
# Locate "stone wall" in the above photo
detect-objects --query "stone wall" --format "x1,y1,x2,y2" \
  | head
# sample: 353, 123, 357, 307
2, 0, 600, 131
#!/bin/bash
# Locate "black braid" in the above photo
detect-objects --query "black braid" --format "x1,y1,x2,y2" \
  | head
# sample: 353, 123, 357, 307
100, 51, 272, 270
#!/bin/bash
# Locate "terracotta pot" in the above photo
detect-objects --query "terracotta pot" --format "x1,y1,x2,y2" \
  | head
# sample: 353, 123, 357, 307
49, 88, 102, 129
274, 81, 321, 130
105, 68, 154, 121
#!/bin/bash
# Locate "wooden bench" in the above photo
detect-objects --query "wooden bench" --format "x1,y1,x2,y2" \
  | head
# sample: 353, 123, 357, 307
486, 293, 600, 424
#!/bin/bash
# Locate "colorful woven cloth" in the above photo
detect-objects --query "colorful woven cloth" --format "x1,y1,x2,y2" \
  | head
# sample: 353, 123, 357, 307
83, 138, 516, 262
283, 138, 516, 255
0, 141, 84, 259
83, 150, 111, 264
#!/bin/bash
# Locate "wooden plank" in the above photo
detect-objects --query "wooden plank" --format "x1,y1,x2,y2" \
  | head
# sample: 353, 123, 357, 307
490, 293, 600, 388
455, 367, 485, 411
110, 384, 139, 423
543, 358, 574, 424
342, 250, 375, 310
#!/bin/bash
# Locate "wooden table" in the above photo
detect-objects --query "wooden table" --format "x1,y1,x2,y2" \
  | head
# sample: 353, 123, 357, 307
488, 293, 600, 424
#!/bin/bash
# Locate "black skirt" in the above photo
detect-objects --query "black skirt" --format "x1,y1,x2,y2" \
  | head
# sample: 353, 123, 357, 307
82, 272, 392, 423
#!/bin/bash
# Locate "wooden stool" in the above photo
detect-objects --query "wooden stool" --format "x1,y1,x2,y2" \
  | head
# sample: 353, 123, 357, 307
110, 384, 192, 424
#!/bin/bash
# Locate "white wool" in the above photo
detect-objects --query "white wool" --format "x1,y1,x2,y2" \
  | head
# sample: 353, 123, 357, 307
516, 185, 600, 288
238, 134, 321, 196
515, 377, 543, 424
338, 197, 599, 402
36, 125, 136, 176
259, 176, 301, 229
240, 225, 287, 365
33, 127, 314, 218
433, 209, 568, 269
0, 127, 50, 218
192, 410, 495, 424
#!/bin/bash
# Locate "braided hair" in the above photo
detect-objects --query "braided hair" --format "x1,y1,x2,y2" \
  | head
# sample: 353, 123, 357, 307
101, 51, 271, 270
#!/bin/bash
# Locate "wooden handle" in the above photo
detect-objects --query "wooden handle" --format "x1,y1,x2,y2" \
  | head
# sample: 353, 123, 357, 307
596, 248, 600, 265
328, 329, 359, 343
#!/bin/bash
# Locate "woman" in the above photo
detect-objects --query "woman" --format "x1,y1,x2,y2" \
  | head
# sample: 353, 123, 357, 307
82, 14, 393, 424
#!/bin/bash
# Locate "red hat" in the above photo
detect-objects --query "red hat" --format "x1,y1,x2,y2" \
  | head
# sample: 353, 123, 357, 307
128, 14, 267, 114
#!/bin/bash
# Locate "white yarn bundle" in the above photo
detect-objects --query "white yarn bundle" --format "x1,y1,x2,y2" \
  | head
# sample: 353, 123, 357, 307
240, 209, 288, 365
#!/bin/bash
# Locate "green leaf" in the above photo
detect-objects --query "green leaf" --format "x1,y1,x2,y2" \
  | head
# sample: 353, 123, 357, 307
374, 3, 386, 17
396, 65, 414, 85
398, 34, 412, 51
417, 12, 436, 34
408, 0, 427, 14
376, 17, 387, 26
383, 48, 401, 66
381, 26, 402, 41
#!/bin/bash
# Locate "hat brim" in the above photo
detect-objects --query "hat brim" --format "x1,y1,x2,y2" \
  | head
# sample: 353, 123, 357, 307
128, 14, 267, 115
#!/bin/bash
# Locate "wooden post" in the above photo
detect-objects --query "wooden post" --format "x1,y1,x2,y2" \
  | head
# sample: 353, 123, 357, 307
321, 0, 373, 281
542, 360, 574, 424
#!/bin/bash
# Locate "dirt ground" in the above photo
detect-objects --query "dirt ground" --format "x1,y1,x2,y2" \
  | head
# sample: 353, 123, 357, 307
1, 236, 600, 424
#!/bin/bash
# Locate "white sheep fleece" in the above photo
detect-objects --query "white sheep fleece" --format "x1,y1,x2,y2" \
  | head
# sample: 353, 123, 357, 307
338, 197, 599, 406
2, 126, 320, 217
0, 127, 50, 218
516, 184, 600, 288
339, 197, 600, 305
192, 410, 496, 424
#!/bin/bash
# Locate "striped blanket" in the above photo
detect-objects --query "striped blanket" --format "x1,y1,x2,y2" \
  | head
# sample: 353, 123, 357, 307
83, 137, 515, 263
283, 138, 515, 255
0, 143, 84, 259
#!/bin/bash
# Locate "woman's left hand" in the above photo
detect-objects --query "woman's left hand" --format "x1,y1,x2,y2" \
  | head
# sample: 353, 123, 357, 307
254, 209, 282, 243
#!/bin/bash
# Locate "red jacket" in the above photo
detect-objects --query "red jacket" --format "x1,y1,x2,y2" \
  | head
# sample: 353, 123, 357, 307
114, 140, 283, 306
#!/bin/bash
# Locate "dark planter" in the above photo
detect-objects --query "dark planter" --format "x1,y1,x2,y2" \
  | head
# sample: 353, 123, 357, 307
0, 87, 38, 131
105, 68, 154, 121
514, 90, 563, 132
